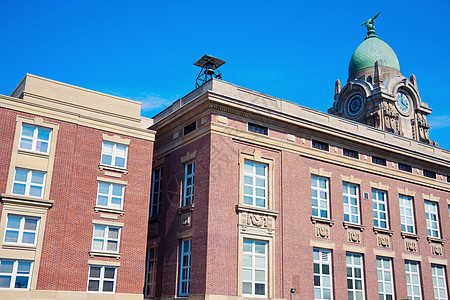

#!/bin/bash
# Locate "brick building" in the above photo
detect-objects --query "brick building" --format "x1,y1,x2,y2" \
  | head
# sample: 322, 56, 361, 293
0, 74, 155, 299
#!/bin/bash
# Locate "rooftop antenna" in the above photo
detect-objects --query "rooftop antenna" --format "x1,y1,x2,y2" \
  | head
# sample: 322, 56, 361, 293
194, 55, 226, 88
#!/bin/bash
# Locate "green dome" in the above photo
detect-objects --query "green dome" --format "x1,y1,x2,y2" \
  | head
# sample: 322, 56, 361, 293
349, 36, 400, 77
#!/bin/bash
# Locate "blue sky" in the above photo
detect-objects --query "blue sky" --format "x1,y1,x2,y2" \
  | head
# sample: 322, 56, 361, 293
1, 1, 449, 149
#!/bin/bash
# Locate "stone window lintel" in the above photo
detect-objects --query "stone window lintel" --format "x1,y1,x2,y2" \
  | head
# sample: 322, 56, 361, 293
236, 204, 279, 218
178, 203, 195, 214
98, 164, 128, 174
427, 236, 446, 245
89, 250, 121, 260
311, 216, 335, 227
373, 227, 394, 236
94, 206, 125, 216
1, 194, 53, 209
401, 232, 420, 240
343, 222, 365, 231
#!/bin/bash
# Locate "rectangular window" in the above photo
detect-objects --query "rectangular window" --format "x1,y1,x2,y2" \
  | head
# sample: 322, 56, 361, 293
404, 261, 422, 300
312, 140, 329, 151
372, 156, 387, 166
243, 239, 267, 297
248, 122, 268, 135
183, 162, 194, 206
101, 141, 128, 169
145, 246, 158, 298
12, 168, 46, 198
313, 248, 332, 300
243, 160, 268, 208
312, 176, 329, 219
447, 175, 450, 183
150, 168, 163, 217
372, 189, 389, 229
343, 183, 360, 224
4, 215, 39, 246
346, 253, 364, 300
97, 182, 125, 210
0, 259, 33, 289
183, 121, 197, 135
87, 265, 116, 293
398, 163, 412, 173
19, 124, 52, 154
424, 201, 440, 238
91, 225, 120, 253
399, 195, 415, 234
423, 169, 436, 179
179, 239, 191, 296
376, 257, 394, 300
431, 264, 448, 300
343, 148, 359, 159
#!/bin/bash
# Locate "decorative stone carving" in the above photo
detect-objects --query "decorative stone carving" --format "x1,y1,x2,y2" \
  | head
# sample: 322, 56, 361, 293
237, 206, 277, 236
377, 235, 390, 248
315, 224, 330, 239
347, 230, 361, 243
383, 102, 401, 135
431, 244, 443, 256
405, 240, 417, 252
148, 223, 159, 236
181, 212, 191, 228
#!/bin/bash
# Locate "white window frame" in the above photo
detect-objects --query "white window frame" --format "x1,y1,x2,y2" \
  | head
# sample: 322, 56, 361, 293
91, 225, 121, 253
431, 264, 448, 300
87, 265, 117, 293
343, 182, 360, 224
346, 252, 365, 300
12, 168, 46, 198
3, 215, 40, 246
312, 176, 330, 219
183, 162, 194, 206
243, 160, 268, 208
101, 141, 128, 169
376, 257, 395, 300
0, 259, 33, 290
399, 195, 416, 234
96, 181, 125, 210
178, 239, 191, 296
150, 168, 163, 217
424, 201, 440, 238
19, 123, 52, 154
313, 248, 333, 300
372, 189, 389, 229
242, 239, 268, 297
145, 246, 158, 298
404, 260, 422, 300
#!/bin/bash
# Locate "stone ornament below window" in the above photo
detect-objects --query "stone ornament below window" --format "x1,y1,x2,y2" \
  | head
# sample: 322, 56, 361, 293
148, 223, 159, 236
405, 239, 417, 252
347, 230, 361, 243
315, 224, 330, 239
431, 244, 443, 256
181, 212, 191, 228
238, 211, 275, 236
377, 235, 390, 248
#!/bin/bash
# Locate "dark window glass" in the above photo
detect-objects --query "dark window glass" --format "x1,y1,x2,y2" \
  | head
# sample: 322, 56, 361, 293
183, 121, 197, 135
447, 175, 450, 182
248, 123, 268, 135
423, 169, 436, 179
343, 148, 358, 159
372, 156, 386, 166
398, 163, 412, 173
312, 140, 329, 151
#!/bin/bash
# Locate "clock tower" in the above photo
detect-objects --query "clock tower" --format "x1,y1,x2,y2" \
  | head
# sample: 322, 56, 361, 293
329, 13, 437, 146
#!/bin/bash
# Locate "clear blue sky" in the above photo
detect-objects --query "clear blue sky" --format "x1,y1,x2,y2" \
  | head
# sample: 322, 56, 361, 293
1, 0, 449, 149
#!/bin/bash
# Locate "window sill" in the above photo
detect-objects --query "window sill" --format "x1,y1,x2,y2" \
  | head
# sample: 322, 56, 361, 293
427, 236, 445, 245
178, 203, 195, 214
89, 250, 121, 259
343, 222, 365, 231
373, 227, 394, 236
2, 244, 36, 251
310, 216, 335, 226
401, 232, 420, 240
18, 149, 50, 158
236, 204, 279, 217
94, 206, 125, 216
98, 164, 128, 174
1, 193, 54, 208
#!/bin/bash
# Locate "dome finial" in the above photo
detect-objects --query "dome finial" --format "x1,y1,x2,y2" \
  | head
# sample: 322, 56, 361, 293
359, 11, 381, 39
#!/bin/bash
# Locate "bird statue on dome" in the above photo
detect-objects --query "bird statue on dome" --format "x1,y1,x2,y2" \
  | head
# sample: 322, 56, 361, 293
359, 11, 381, 39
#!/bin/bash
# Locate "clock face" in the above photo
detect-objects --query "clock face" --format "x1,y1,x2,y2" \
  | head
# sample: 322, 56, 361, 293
395, 92, 411, 115
346, 95, 364, 117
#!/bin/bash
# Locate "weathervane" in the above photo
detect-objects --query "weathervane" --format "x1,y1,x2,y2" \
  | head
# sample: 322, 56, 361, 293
359, 11, 381, 39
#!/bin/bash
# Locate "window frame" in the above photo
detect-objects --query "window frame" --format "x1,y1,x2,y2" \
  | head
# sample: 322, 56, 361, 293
372, 189, 389, 229
150, 168, 163, 217
183, 162, 195, 206
101, 141, 128, 169
311, 176, 330, 219
343, 148, 359, 159
346, 252, 365, 300
91, 224, 121, 253
343, 182, 360, 224
12, 168, 46, 199
243, 160, 268, 209
178, 239, 191, 297
399, 195, 416, 234
404, 260, 422, 300
145, 246, 158, 298
248, 122, 268, 135
431, 264, 448, 300
0, 259, 33, 290
87, 265, 117, 293
3, 215, 40, 247
242, 238, 268, 298
376, 256, 395, 300
424, 201, 440, 238
313, 248, 333, 300
312, 140, 329, 151
96, 181, 125, 210
18, 123, 52, 154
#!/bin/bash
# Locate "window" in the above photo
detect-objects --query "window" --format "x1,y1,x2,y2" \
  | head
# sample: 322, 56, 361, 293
424, 201, 440, 238
19, 124, 51, 154
399, 195, 415, 234
404, 261, 422, 300
447, 175, 450, 183
343, 148, 358, 159
376, 257, 394, 300
101, 141, 128, 169
243, 239, 267, 297
398, 163, 412, 173
248, 123, 268, 135
372, 156, 386, 166
313, 248, 332, 300
183, 121, 197, 135
243, 160, 268, 208
346, 253, 364, 300
97, 182, 125, 210
312, 176, 329, 219
343, 183, 360, 224
145, 246, 158, 298
423, 169, 436, 179
0, 260, 33, 289
4, 215, 39, 246
179, 239, 191, 296
312, 140, 329, 151
431, 264, 448, 300
372, 190, 389, 229
183, 162, 194, 206
87, 265, 116, 293
12, 168, 46, 198
91, 225, 120, 253
150, 168, 163, 217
